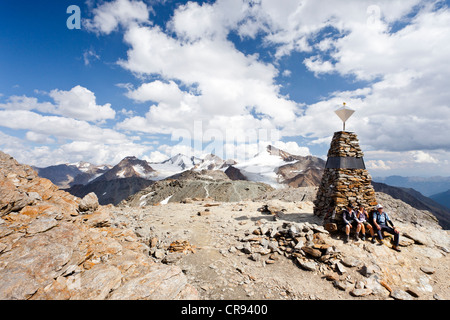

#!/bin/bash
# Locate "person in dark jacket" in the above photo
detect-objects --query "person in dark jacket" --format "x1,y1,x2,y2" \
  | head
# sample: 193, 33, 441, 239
342, 204, 362, 243
372, 204, 401, 252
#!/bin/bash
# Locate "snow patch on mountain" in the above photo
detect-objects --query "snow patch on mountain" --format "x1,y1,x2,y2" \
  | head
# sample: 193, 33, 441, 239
234, 148, 297, 188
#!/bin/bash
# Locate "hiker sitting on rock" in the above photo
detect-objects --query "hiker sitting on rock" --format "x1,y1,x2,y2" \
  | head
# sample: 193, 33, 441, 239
356, 203, 376, 243
372, 204, 401, 252
342, 204, 363, 243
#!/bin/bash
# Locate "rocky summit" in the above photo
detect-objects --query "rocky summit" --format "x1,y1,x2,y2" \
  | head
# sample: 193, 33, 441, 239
122, 169, 274, 206
0, 151, 197, 300
1, 150, 449, 300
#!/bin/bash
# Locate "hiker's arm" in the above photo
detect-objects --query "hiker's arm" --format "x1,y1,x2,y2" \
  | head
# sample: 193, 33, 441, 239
386, 214, 395, 228
373, 216, 380, 230
387, 219, 398, 231
342, 213, 349, 225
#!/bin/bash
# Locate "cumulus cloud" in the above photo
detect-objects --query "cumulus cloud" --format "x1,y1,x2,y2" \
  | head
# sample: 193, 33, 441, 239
272, 141, 310, 157
364, 149, 449, 176
0, 85, 115, 122
0, 109, 123, 144
114, 7, 299, 142
366, 159, 392, 171
412, 150, 439, 164
275, 2, 450, 157
145, 150, 169, 163
84, 0, 150, 34
125, 80, 185, 104
0, 82, 135, 166
49, 86, 116, 121
0, 95, 55, 113
0, 129, 152, 167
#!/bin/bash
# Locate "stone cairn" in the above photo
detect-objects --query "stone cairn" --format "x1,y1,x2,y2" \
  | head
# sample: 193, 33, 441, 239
314, 131, 377, 223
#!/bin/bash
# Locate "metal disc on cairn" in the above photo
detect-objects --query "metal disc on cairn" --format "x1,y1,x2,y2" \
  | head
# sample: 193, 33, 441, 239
334, 102, 355, 132
313, 103, 378, 226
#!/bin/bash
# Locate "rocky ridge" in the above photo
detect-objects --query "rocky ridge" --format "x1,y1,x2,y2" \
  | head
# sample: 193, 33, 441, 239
122, 170, 274, 206
0, 151, 197, 300
109, 195, 450, 300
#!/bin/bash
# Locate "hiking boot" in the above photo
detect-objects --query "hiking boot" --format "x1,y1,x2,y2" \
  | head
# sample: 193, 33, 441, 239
361, 235, 366, 241
371, 237, 376, 244
344, 235, 350, 243
392, 246, 401, 252
355, 234, 360, 241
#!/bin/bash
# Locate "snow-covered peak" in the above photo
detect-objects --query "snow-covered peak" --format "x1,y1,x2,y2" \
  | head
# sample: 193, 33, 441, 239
68, 161, 112, 174
162, 153, 201, 170
92, 156, 155, 182
233, 147, 297, 188
194, 153, 226, 171
69, 161, 94, 172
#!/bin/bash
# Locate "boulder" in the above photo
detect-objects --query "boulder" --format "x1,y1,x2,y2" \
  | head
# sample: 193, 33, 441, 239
351, 288, 372, 297
79, 192, 99, 212
296, 258, 317, 271
390, 289, 414, 300
301, 246, 322, 258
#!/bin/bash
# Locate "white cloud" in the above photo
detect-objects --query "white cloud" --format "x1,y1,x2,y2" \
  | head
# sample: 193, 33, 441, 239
0, 86, 116, 122
125, 80, 185, 104
366, 159, 392, 171
157, 143, 202, 159
60, 140, 152, 166
272, 141, 310, 157
277, 2, 450, 156
116, 21, 299, 141
83, 49, 100, 66
0, 130, 152, 167
0, 110, 124, 144
243, 0, 423, 58
364, 149, 449, 176
84, 0, 150, 34
145, 151, 169, 163
412, 150, 439, 164
0, 95, 55, 113
281, 69, 292, 77
303, 56, 335, 76
49, 85, 116, 122
25, 131, 56, 144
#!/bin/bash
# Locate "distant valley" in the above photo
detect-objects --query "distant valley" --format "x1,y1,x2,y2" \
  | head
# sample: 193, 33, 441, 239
373, 175, 450, 197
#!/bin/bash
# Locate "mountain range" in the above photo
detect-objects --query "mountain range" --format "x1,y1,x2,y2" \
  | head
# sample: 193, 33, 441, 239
33, 145, 450, 229
372, 182, 450, 229
33, 161, 111, 189
34, 145, 324, 205
430, 189, 450, 210
373, 175, 450, 197
36, 145, 325, 190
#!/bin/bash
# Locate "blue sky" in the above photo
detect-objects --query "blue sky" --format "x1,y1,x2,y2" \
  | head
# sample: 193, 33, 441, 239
1, 0, 449, 177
